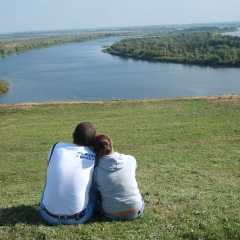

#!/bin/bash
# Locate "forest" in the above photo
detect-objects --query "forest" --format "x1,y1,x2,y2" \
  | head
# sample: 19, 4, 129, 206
105, 32, 240, 67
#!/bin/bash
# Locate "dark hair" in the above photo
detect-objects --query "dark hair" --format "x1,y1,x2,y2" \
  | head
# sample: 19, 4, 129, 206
92, 134, 112, 158
73, 122, 96, 146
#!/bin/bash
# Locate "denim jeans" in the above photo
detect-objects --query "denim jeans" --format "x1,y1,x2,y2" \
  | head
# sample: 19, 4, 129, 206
40, 187, 99, 225
102, 199, 145, 221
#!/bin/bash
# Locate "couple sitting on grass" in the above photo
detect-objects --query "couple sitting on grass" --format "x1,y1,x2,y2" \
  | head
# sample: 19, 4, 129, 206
40, 122, 145, 225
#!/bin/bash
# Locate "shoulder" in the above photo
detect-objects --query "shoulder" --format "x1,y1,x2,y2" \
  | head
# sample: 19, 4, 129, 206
119, 153, 136, 160
115, 153, 137, 166
52, 142, 72, 148
83, 146, 96, 155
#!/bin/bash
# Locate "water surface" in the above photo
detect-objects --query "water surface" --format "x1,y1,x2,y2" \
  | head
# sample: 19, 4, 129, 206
0, 37, 240, 104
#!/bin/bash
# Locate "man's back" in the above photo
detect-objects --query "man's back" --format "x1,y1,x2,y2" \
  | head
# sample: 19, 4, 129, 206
42, 143, 96, 215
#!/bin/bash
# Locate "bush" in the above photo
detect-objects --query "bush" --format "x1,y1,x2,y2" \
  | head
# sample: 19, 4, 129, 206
0, 79, 9, 94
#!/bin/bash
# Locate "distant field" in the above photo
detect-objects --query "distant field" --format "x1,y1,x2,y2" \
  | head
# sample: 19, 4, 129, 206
0, 95, 239, 239
0, 32, 122, 56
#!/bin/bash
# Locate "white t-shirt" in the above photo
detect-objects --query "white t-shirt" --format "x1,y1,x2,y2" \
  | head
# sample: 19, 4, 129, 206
42, 143, 96, 215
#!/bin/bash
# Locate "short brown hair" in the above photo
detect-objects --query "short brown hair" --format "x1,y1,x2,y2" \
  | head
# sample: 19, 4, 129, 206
73, 122, 96, 146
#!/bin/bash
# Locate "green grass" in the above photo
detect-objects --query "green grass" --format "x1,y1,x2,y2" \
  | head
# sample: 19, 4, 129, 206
0, 79, 9, 94
0, 96, 240, 240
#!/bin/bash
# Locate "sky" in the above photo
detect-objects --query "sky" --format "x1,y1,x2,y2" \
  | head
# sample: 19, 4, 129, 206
0, 0, 240, 34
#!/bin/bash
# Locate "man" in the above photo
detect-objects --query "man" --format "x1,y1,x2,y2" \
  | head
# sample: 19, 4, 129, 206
40, 122, 98, 225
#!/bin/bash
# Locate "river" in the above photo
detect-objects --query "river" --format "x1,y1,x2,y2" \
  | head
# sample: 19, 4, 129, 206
0, 36, 240, 104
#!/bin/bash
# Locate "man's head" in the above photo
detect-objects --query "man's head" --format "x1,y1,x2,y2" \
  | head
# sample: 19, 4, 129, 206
73, 122, 96, 146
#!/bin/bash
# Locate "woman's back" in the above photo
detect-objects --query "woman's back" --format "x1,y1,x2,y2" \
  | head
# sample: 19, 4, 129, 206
92, 134, 144, 221
95, 152, 142, 213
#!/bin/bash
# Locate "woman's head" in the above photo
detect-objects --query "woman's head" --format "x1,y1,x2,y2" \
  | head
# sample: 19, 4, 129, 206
92, 134, 113, 158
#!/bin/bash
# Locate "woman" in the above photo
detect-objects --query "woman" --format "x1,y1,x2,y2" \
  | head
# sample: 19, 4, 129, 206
92, 134, 145, 221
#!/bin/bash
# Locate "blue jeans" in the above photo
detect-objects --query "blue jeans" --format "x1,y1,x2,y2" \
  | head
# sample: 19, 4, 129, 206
40, 187, 99, 225
102, 199, 145, 221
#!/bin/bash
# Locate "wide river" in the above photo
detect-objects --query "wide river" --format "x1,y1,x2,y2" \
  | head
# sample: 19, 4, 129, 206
0, 36, 240, 104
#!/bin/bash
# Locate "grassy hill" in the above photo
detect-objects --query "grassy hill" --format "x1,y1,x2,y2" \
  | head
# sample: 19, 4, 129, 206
0, 95, 240, 239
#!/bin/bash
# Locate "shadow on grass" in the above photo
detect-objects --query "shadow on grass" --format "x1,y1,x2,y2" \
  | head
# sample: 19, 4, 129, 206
0, 204, 43, 226
0, 204, 109, 226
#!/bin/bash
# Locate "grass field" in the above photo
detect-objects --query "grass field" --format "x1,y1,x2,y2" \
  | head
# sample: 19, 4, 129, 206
0, 95, 240, 240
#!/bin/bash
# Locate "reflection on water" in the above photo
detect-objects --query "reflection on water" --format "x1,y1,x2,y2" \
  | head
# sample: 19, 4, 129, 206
0, 37, 240, 104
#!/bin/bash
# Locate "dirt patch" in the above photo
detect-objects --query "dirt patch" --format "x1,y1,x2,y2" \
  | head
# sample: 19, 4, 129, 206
205, 94, 240, 106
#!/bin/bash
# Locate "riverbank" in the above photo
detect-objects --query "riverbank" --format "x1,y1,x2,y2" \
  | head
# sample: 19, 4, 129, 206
0, 32, 123, 57
1, 94, 239, 106
1, 96, 239, 239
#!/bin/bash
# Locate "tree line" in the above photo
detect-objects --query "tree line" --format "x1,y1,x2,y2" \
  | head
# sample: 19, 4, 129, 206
104, 33, 240, 67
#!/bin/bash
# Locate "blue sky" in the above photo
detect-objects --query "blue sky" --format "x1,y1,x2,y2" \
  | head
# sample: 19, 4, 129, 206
0, 0, 240, 33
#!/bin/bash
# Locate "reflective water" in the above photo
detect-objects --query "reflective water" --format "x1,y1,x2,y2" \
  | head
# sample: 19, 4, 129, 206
0, 37, 240, 104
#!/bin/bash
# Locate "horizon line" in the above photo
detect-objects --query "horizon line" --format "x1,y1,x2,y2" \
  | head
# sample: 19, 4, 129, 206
1, 21, 240, 36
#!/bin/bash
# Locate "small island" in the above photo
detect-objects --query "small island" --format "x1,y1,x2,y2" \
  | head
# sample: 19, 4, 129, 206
104, 32, 240, 67
0, 79, 9, 94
